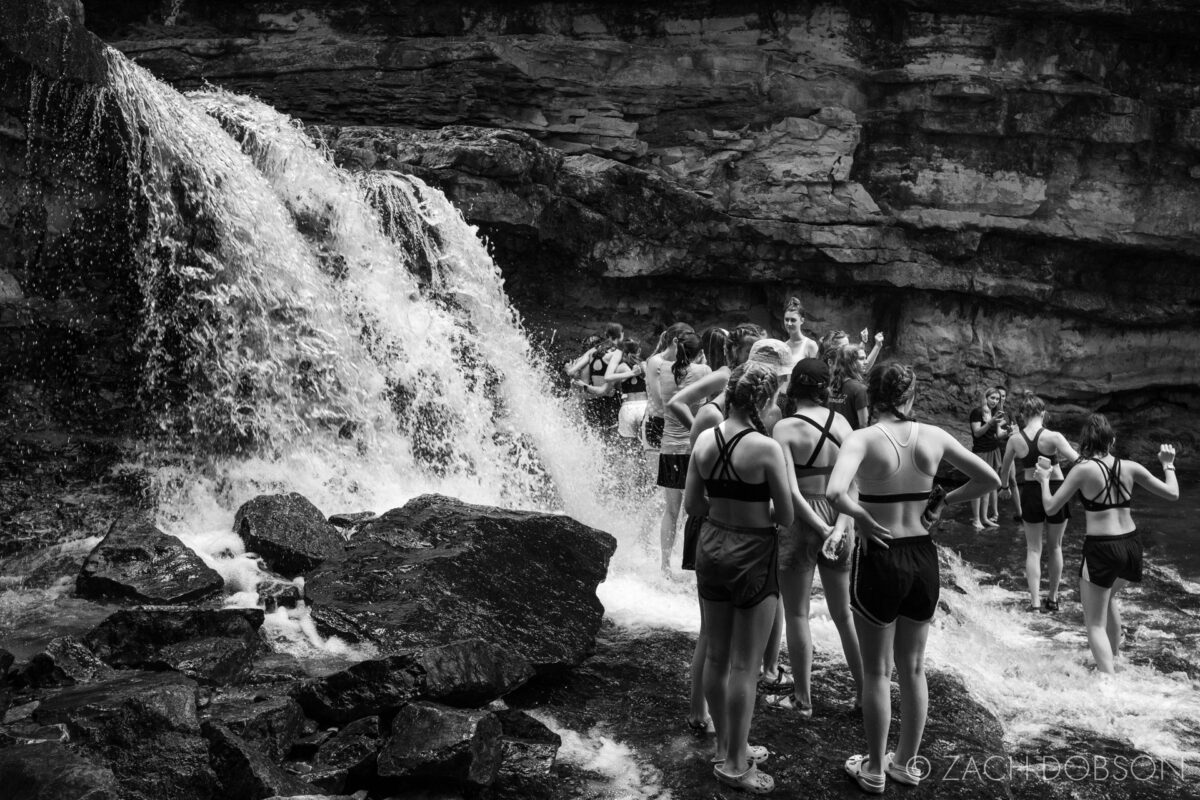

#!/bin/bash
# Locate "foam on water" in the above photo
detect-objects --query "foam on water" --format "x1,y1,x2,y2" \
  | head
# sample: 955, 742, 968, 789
530, 711, 672, 800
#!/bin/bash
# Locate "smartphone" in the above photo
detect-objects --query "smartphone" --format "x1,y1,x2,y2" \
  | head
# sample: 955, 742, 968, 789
1036, 456, 1051, 470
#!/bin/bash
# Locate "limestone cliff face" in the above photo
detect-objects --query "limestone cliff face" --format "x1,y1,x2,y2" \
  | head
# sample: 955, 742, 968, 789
4, 0, 1199, 449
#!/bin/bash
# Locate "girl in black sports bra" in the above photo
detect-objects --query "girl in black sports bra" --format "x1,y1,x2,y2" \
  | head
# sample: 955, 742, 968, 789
999, 392, 1079, 613
684, 362, 794, 795
1035, 414, 1179, 676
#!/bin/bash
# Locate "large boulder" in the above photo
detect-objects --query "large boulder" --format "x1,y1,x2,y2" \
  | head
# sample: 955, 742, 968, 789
33, 671, 220, 800
205, 690, 306, 763
76, 516, 223, 604
376, 702, 502, 788
19, 635, 115, 688
291, 653, 421, 728
305, 495, 616, 671
309, 715, 380, 794
201, 719, 315, 800
233, 493, 345, 578
0, 741, 120, 800
83, 606, 264, 686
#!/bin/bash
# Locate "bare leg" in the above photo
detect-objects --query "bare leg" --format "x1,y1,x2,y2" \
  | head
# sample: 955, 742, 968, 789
970, 497, 984, 527
761, 601, 784, 679
778, 563, 816, 707
688, 589, 709, 724
1079, 572, 1116, 674
892, 617, 932, 766
854, 610, 895, 777
660, 487, 683, 572
703, 599, 734, 757
1045, 521, 1067, 601
1107, 578, 1129, 664
721, 596, 779, 774
1023, 522, 1044, 608
819, 564, 864, 705
984, 489, 999, 521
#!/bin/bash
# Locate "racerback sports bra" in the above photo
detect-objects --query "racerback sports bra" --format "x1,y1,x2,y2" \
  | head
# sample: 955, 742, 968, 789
791, 412, 842, 479
856, 422, 935, 503
704, 426, 771, 502
1016, 428, 1057, 473
1079, 458, 1132, 512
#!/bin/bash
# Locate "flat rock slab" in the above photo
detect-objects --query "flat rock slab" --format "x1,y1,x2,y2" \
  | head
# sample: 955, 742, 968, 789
306, 494, 616, 671
234, 493, 345, 578
76, 515, 223, 604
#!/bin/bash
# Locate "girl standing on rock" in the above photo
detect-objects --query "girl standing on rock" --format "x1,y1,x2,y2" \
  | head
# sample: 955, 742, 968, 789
968, 387, 1009, 530
685, 361, 793, 795
1035, 415, 1179, 674
768, 357, 863, 717
999, 391, 1079, 613
658, 330, 710, 576
827, 362, 999, 793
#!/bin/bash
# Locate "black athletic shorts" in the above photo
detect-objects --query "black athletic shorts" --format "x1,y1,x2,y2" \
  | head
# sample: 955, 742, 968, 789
682, 513, 704, 571
645, 415, 665, 449
1019, 480, 1070, 524
695, 518, 778, 609
850, 535, 939, 626
656, 453, 689, 490
1080, 531, 1143, 588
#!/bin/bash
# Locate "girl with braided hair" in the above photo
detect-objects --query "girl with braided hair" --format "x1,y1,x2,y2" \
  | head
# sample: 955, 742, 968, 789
685, 362, 793, 795
657, 330, 710, 576
827, 363, 999, 793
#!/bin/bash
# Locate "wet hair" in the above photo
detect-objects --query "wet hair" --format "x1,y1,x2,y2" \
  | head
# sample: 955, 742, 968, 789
583, 334, 603, 349
725, 361, 780, 436
867, 362, 916, 422
1014, 391, 1046, 427
701, 327, 729, 372
619, 338, 643, 370
831, 343, 865, 388
652, 322, 694, 356
604, 322, 624, 341
672, 331, 704, 385
724, 323, 766, 367
782, 361, 829, 416
784, 296, 805, 317
1077, 413, 1115, 459
819, 331, 848, 367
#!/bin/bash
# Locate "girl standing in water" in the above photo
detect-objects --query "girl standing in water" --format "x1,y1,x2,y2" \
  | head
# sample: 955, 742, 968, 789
968, 387, 1008, 530
685, 362, 793, 794
999, 391, 1079, 612
658, 331, 710, 576
827, 363, 999, 793
1035, 415, 1179, 674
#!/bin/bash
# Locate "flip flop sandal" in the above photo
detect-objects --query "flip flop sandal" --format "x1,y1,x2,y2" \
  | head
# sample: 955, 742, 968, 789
884, 752, 924, 786
714, 763, 774, 794
763, 693, 812, 718
757, 665, 794, 694
844, 754, 885, 794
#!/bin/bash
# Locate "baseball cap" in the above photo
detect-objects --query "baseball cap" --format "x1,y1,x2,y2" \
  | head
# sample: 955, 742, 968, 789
792, 357, 829, 386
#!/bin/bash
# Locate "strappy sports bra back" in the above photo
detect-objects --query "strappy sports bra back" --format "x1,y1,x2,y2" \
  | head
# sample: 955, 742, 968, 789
1016, 428, 1057, 472
791, 412, 842, 478
623, 370, 647, 394
857, 422, 935, 503
704, 426, 771, 502
1079, 457, 1132, 511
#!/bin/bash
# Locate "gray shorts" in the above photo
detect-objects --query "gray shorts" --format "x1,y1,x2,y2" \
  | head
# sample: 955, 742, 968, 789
778, 492, 850, 572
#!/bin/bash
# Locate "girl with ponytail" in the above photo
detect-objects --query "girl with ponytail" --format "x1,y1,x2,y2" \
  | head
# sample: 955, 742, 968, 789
827, 362, 1000, 793
685, 362, 793, 794
656, 330, 710, 575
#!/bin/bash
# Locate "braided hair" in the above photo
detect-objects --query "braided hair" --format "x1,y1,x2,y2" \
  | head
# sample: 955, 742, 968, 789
724, 323, 766, 367
1014, 391, 1046, 428
866, 362, 917, 422
724, 361, 780, 435
672, 331, 704, 386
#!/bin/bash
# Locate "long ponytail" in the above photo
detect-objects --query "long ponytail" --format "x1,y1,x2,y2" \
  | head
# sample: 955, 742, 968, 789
672, 331, 704, 386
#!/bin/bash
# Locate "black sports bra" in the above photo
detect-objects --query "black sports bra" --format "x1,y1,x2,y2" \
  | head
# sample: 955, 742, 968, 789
1079, 458, 1131, 512
1016, 428, 1057, 472
791, 412, 842, 478
704, 427, 771, 502
623, 370, 647, 394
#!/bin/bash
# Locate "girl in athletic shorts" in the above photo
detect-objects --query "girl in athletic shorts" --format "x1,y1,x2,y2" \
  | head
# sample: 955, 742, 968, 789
658, 331, 710, 576
769, 358, 862, 716
827, 363, 999, 793
643, 323, 693, 474
685, 362, 793, 795
999, 392, 1080, 613
1035, 415, 1179, 675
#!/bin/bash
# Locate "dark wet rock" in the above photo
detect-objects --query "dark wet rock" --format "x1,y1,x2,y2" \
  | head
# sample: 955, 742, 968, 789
3, 699, 38, 724
309, 715, 380, 793
245, 652, 308, 686
377, 702, 503, 787
76, 516, 223, 604
0, 648, 13, 678
290, 728, 336, 761
234, 493, 344, 578
0, 720, 69, 747
291, 653, 420, 728
205, 690, 306, 763
306, 495, 615, 671
19, 635, 115, 688
417, 639, 535, 708
327, 512, 375, 531
257, 579, 304, 613
0, 689, 10, 719
84, 606, 264, 685
33, 670, 220, 800
202, 718, 316, 800
0, 741, 120, 799
494, 709, 560, 794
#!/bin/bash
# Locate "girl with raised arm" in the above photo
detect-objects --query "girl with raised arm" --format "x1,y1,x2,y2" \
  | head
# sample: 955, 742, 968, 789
827, 363, 999, 793
1035, 415, 1179, 674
